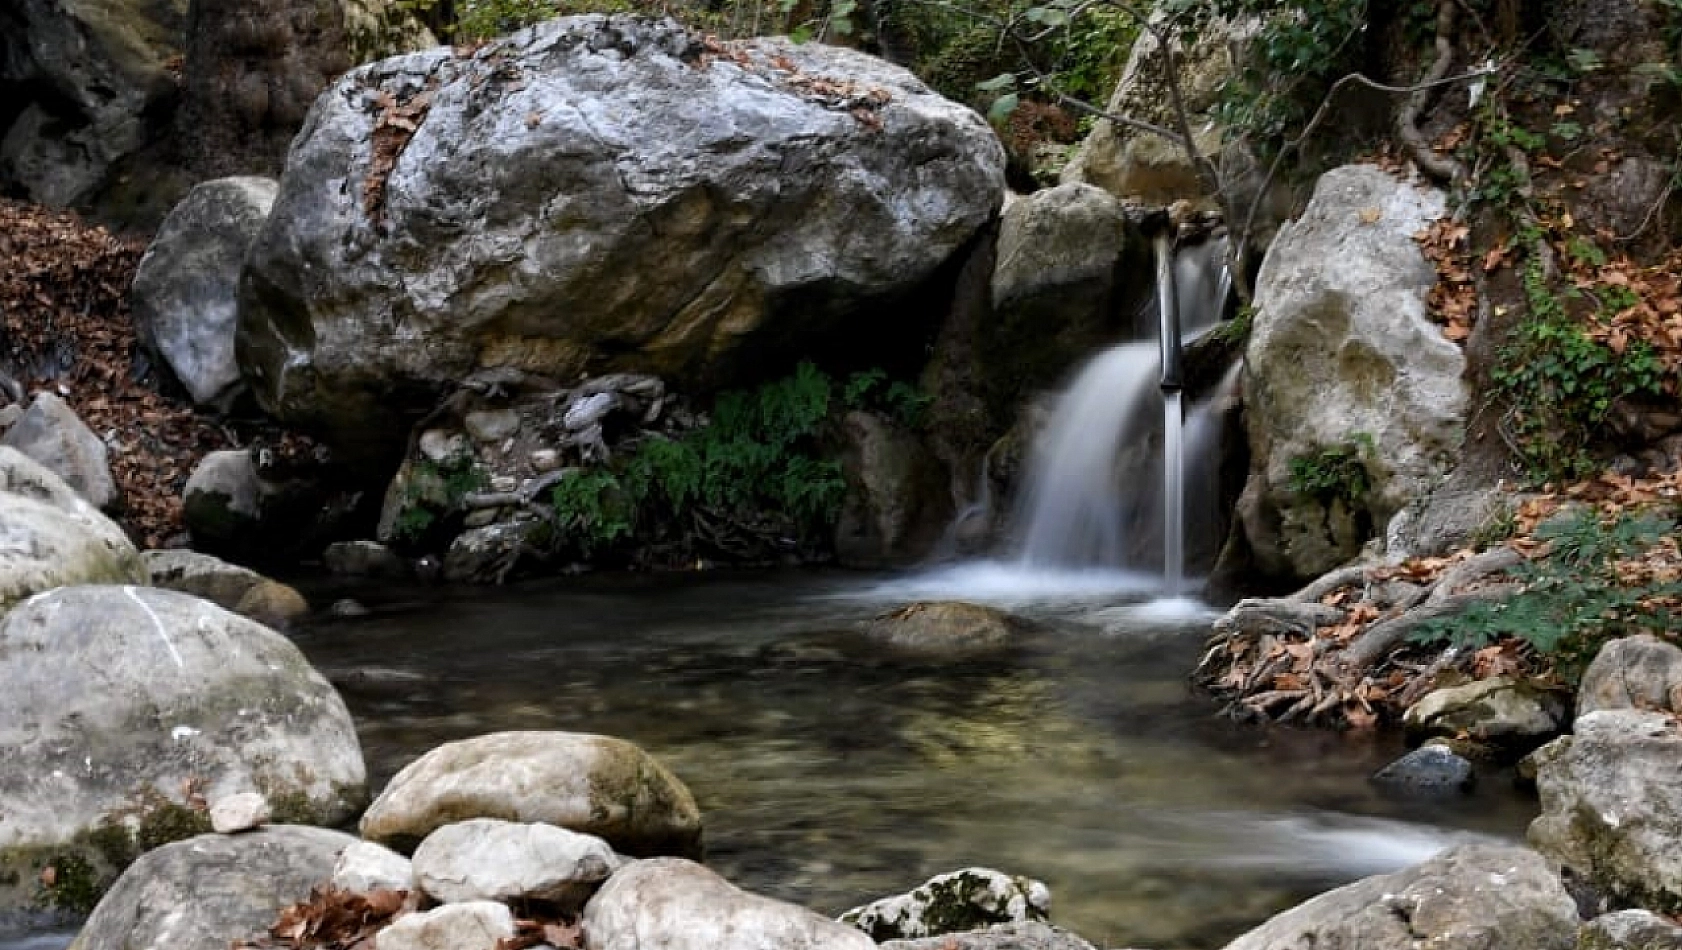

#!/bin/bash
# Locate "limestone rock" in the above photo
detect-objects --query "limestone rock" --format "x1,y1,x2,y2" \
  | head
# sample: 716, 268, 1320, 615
1222, 844, 1576, 950
1402, 677, 1568, 758
582, 857, 876, 950
360, 731, 701, 859
833, 410, 952, 568
1235, 165, 1464, 581
413, 818, 618, 908
131, 177, 278, 407
332, 841, 415, 894
237, 15, 1004, 468
0, 447, 146, 609
67, 827, 359, 950
1, 391, 118, 508
210, 792, 272, 834
840, 868, 1051, 941
1577, 635, 1682, 718
863, 601, 1030, 655
879, 921, 1098, 950
374, 901, 514, 950
1529, 709, 1682, 912
1579, 909, 1682, 950
0, 585, 365, 911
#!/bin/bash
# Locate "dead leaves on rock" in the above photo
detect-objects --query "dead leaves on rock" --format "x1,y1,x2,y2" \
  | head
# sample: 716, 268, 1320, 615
0, 200, 231, 547
364, 85, 437, 220
694, 35, 892, 131
236, 886, 585, 950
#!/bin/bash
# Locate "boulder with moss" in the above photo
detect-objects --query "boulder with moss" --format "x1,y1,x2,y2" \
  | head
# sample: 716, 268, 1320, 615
360, 731, 701, 859
0, 585, 365, 913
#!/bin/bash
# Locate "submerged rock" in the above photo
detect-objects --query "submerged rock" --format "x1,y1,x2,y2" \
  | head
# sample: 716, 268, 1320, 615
238, 15, 1005, 468
0, 447, 146, 609
1233, 164, 1464, 581
1222, 844, 1575, 950
67, 826, 359, 950
840, 867, 1051, 941
360, 731, 701, 859
0, 585, 365, 912
582, 858, 876, 950
863, 601, 1031, 655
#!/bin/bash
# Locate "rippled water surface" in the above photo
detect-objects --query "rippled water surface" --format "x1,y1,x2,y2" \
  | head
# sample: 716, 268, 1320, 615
279, 568, 1535, 950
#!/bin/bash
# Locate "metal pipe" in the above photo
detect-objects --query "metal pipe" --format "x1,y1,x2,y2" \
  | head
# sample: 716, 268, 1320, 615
1154, 232, 1184, 391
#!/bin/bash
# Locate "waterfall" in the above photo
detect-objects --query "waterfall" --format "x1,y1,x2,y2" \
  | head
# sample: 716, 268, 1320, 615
1007, 238, 1230, 584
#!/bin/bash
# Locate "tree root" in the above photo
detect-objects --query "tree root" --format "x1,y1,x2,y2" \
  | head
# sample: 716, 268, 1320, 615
1398, 0, 1464, 184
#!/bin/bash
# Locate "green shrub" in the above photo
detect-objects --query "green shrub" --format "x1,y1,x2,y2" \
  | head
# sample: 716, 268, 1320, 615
1286, 434, 1374, 507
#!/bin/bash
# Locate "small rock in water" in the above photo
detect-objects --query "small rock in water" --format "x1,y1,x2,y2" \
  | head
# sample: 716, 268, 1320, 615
1371, 743, 1475, 793
841, 867, 1050, 941
330, 598, 371, 618
211, 791, 272, 833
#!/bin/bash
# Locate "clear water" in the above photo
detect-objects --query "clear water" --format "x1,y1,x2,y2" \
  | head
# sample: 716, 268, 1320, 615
265, 570, 1532, 950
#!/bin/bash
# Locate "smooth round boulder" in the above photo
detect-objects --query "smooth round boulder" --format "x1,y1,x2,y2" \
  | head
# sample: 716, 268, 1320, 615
67, 826, 359, 950
0, 585, 366, 911
374, 901, 514, 950
412, 818, 618, 908
360, 731, 701, 859
237, 14, 1005, 468
0, 446, 146, 610
582, 858, 876, 950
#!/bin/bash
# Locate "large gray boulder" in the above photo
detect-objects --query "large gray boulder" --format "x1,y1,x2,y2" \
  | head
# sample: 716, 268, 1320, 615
1221, 844, 1576, 950
1529, 709, 1682, 912
581, 857, 877, 950
0, 446, 145, 609
131, 177, 279, 407
1577, 635, 1682, 717
1235, 165, 1465, 580
360, 731, 702, 859
0, 0, 185, 209
0, 392, 118, 508
0, 585, 366, 911
67, 826, 359, 950
237, 14, 1005, 468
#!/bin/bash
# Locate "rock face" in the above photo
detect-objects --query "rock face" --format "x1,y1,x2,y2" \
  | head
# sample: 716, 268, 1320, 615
1577, 634, 1682, 717
411, 819, 619, 908
0, 447, 146, 609
131, 177, 279, 407
238, 15, 1005, 468
1, 392, 118, 508
0, 0, 186, 209
68, 827, 359, 950
1235, 165, 1464, 580
840, 868, 1051, 941
0, 585, 365, 910
833, 410, 952, 568
582, 858, 877, 950
1222, 844, 1577, 950
1402, 677, 1568, 758
1529, 708, 1682, 912
360, 731, 702, 859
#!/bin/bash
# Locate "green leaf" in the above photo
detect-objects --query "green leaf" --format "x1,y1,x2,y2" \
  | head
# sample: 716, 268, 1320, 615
987, 92, 1020, 123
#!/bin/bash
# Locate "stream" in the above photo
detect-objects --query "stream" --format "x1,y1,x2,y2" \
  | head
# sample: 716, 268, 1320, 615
280, 567, 1534, 950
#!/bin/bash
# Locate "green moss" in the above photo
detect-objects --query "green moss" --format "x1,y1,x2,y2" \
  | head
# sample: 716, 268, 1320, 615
36, 853, 103, 915
135, 799, 212, 851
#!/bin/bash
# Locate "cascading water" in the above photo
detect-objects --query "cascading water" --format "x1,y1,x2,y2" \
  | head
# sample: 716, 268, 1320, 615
1007, 237, 1231, 589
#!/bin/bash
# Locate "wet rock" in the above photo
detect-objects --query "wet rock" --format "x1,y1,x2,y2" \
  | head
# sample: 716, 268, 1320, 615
143, 549, 308, 629
210, 792, 272, 834
373, 901, 514, 950
67, 827, 358, 950
360, 731, 701, 859
237, 15, 1004, 469
1403, 677, 1568, 758
878, 921, 1098, 950
1371, 743, 1474, 793
582, 857, 875, 950
130, 177, 278, 407
0, 447, 146, 609
1, 391, 117, 508
864, 601, 1030, 655
1222, 844, 1576, 950
1529, 709, 1682, 912
323, 541, 412, 579
332, 841, 414, 894
840, 868, 1051, 941
0, 585, 366, 912
833, 411, 952, 568
1234, 165, 1464, 581
441, 521, 541, 584
412, 818, 618, 908
1577, 635, 1682, 718
1579, 909, 1682, 950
